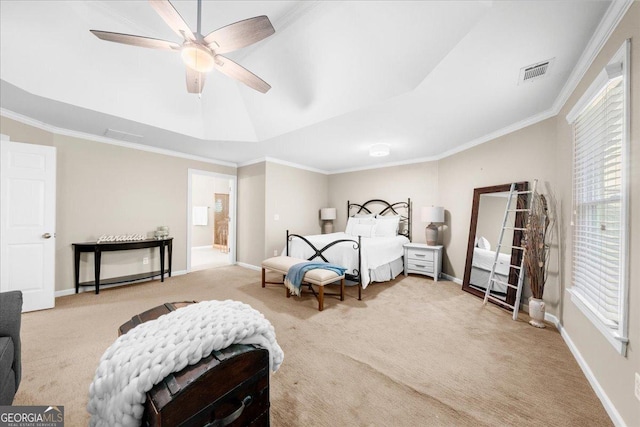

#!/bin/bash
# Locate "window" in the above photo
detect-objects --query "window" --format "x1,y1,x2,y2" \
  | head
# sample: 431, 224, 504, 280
566, 40, 630, 356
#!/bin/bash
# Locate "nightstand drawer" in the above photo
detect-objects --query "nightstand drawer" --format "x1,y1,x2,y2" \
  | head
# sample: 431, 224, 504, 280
408, 260, 434, 273
407, 249, 434, 261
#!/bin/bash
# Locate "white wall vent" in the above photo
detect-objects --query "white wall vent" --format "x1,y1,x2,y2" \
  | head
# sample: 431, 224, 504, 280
104, 128, 143, 143
518, 58, 555, 85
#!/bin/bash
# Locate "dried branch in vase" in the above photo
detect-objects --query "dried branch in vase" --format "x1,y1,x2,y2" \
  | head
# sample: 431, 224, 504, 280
523, 192, 553, 299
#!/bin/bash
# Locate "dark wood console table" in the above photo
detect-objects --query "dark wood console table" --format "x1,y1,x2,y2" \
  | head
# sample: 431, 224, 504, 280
73, 238, 173, 294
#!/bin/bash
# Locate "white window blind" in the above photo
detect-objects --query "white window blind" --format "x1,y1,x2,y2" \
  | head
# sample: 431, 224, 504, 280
567, 39, 629, 355
572, 77, 624, 326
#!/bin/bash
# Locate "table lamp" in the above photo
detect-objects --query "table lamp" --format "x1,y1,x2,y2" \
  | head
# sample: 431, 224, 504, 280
320, 208, 337, 234
421, 206, 444, 245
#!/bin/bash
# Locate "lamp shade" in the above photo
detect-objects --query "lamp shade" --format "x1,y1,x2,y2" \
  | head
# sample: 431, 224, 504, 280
421, 206, 444, 223
320, 208, 337, 220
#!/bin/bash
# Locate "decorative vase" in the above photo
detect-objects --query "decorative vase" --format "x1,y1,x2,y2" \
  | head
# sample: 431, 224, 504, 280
528, 297, 546, 328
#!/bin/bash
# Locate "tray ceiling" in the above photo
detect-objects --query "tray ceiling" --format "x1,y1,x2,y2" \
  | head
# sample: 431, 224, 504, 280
0, 1, 617, 172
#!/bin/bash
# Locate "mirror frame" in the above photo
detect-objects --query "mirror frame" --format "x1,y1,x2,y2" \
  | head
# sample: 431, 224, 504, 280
462, 182, 529, 310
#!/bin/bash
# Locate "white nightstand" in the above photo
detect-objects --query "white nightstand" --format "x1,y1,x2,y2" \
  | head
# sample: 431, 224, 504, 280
403, 243, 443, 281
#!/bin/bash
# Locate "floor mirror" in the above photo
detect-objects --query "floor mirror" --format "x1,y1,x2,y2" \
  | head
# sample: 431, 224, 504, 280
462, 182, 528, 310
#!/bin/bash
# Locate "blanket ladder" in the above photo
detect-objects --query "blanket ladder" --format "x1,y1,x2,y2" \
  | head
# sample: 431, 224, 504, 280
483, 179, 537, 320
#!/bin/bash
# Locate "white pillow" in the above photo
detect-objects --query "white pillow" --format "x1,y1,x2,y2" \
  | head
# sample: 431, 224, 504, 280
374, 215, 400, 238
353, 213, 375, 218
345, 217, 376, 235
351, 223, 376, 238
477, 236, 491, 250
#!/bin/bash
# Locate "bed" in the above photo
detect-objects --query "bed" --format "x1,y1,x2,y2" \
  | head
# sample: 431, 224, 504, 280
469, 247, 510, 295
285, 199, 411, 299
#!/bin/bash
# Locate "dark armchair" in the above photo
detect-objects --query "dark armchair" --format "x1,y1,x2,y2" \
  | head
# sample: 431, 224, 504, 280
0, 290, 22, 405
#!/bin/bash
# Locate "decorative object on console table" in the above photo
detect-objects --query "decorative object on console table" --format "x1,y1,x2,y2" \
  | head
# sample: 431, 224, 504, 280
155, 226, 170, 239
320, 208, 337, 234
403, 243, 443, 281
523, 191, 553, 328
421, 206, 444, 245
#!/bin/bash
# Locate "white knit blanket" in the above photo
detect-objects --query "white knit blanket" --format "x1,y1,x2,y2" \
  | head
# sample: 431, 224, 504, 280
86, 300, 284, 427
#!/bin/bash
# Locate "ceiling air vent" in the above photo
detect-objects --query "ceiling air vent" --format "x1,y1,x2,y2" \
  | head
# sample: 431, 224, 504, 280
518, 58, 555, 85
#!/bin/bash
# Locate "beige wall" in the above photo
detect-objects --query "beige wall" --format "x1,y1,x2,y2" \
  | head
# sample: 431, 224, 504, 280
328, 162, 439, 242
0, 116, 236, 292
236, 162, 266, 267
264, 162, 328, 259
555, 4, 639, 425
437, 118, 558, 288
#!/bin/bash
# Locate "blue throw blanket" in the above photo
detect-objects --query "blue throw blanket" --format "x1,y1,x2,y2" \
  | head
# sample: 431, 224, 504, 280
284, 262, 347, 296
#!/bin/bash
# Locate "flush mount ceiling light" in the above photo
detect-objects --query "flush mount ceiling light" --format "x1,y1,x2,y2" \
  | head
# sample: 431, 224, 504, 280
369, 144, 390, 157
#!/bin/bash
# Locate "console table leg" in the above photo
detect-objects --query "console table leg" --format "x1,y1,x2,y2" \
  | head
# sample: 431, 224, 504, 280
74, 247, 81, 294
168, 240, 173, 277
160, 243, 165, 282
94, 250, 101, 295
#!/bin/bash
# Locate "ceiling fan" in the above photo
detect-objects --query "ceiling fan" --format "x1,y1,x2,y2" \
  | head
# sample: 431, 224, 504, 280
90, 0, 275, 94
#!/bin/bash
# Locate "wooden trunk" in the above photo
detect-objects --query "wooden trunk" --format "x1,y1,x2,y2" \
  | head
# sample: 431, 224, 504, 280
118, 302, 270, 427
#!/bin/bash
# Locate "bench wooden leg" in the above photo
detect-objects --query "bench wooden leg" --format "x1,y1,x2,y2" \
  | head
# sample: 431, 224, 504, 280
318, 285, 324, 311
286, 287, 291, 298
340, 278, 345, 301
261, 268, 266, 288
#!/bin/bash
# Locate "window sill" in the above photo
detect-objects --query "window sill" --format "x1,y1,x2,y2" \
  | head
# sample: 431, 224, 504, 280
568, 288, 628, 356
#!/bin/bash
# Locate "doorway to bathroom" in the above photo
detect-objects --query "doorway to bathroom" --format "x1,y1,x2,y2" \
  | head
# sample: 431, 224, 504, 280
187, 169, 236, 272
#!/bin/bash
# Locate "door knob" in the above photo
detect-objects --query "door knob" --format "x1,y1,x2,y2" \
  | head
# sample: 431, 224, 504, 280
42, 233, 52, 239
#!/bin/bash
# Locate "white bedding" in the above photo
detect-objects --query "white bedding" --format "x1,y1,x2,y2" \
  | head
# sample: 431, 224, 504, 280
471, 247, 511, 293
472, 247, 510, 276
284, 232, 409, 289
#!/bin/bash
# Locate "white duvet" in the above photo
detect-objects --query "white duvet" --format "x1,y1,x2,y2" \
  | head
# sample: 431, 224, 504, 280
284, 232, 409, 288
472, 247, 511, 276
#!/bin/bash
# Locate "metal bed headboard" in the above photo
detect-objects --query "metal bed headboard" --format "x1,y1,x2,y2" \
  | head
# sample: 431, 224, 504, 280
347, 198, 411, 241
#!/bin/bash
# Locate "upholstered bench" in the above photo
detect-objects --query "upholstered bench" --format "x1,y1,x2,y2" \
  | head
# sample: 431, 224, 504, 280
261, 256, 345, 311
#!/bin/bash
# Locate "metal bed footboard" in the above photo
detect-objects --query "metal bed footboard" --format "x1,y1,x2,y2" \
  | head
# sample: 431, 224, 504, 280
286, 230, 364, 300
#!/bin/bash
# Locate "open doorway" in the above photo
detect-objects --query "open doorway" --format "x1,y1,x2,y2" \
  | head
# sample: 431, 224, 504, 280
187, 169, 236, 272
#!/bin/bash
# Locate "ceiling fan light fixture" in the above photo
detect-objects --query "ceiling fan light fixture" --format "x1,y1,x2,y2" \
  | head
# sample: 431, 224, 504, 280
181, 43, 215, 73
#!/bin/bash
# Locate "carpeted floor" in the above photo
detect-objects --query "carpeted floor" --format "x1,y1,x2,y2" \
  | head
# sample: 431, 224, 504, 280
13, 266, 611, 426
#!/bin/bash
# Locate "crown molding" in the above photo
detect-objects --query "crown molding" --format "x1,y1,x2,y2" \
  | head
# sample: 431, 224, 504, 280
551, 0, 634, 114
434, 109, 557, 161
2, 1, 631, 176
0, 108, 237, 168
329, 155, 438, 175
238, 156, 329, 175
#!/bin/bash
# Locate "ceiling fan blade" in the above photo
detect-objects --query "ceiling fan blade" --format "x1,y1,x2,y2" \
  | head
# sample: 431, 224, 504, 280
148, 0, 196, 42
186, 67, 206, 94
90, 30, 180, 51
204, 16, 275, 54
214, 55, 271, 93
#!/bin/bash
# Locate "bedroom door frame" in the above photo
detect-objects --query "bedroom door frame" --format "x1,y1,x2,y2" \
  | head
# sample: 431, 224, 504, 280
186, 169, 237, 272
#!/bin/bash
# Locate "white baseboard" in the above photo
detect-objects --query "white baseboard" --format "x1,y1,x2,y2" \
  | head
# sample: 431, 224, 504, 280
556, 322, 625, 426
236, 262, 260, 272
441, 273, 462, 285
54, 270, 187, 298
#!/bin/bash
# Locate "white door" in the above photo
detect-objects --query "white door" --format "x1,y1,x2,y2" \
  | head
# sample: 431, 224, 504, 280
0, 140, 56, 312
